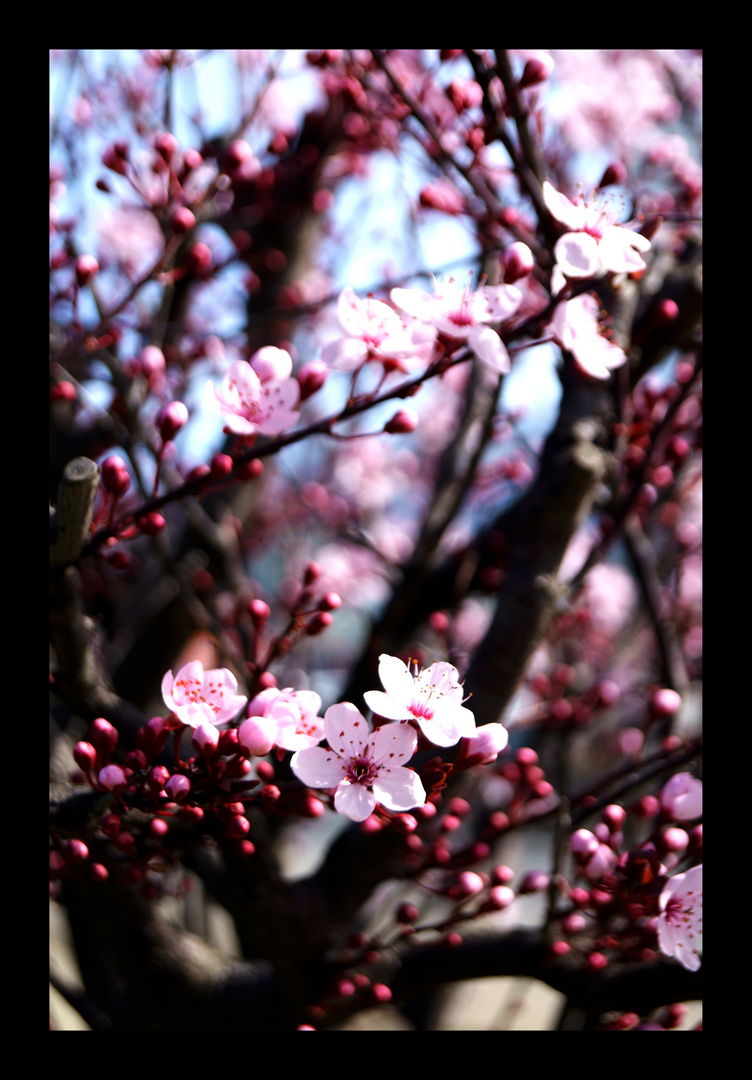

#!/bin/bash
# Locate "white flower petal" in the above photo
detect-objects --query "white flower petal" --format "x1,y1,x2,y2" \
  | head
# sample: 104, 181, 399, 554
290, 746, 345, 789
334, 781, 376, 821
373, 767, 426, 812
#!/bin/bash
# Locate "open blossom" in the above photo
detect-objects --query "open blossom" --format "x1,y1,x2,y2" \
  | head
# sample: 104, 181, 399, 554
657, 865, 702, 971
321, 286, 436, 372
161, 661, 247, 730
245, 687, 325, 752
391, 277, 522, 374
363, 653, 476, 747
550, 292, 627, 379
543, 180, 651, 287
208, 357, 300, 436
290, 701, 426, 821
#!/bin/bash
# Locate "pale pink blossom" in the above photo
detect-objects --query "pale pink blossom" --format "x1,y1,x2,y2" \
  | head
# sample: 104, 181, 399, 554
321, 286, 436, 371
660, 773, 703, 822
290, 701, 426, 821
657, 865, 702, 971
208, 358, 300, 437
391, 277, 522, 374
550, 293, 627, 379
363, 654, 476, 747
161, 661, 247, 729
246, 687, 325, 752
543, 180, 651, 284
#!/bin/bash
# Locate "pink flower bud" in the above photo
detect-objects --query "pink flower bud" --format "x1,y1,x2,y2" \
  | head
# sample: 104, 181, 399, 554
210, 452, 234, 479
89, 718, 119, 753
486, 885, 514, 910
249, 599, 271, 626
226, 814, 251, 838
99, 764, 128, 793
303, 562, 322, 586
140, 344, 166, 377
297, 360, 328, 400
186, 242, 212, 276
75, 254, 99, 287
165, 774, 191, 800
154, 132, 179, 162
146, 766, 170, 794
250, 346, 293, 382
519, 871, 550, 894
518, 53, 554, 89
50, 380, 77, 403
602, 804, 627, 831
571, 829, 599, 859
65, 839, 89, 864
101, 456, 130, 498
651, 688, 682, 718
660, 772, 702, 821
306, 612, 333, 636
599, 160, 628, 188
320, 592, 342, 612
138, 513, 166, 536
225, 139, 254, 167
659, 826, 689, 855
192, 723, 220, 755
502, 241, 534, 283
156, 401, 189, 442
462, 722, 509, 765
238, 716, 277, 757
73, 741, 97, 772
384, 407, 419, 434
171, 206, 196, 234
103, 141, 129, 174
456, 871, 484, 897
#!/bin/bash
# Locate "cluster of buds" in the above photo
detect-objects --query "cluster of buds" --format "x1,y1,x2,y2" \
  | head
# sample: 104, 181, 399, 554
559, 775, 702, 971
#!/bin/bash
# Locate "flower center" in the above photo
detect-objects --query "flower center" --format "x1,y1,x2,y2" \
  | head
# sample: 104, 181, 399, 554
410, 698, 435, 720
345, 754, 377, 786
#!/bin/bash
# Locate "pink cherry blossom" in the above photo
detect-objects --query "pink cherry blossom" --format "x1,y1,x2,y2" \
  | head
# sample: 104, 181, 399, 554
246, 687, 325, 752
391, 276, 522, 374
550, 292, 628, 379
543, 180, 651, 285
657, 864, 702, 971
208, 358, 300, 437
321, 286, 437, 371
660, 773, 703, 822
363, 653, 476, 747
161, 661, 248, 729
290, 701, 426, 822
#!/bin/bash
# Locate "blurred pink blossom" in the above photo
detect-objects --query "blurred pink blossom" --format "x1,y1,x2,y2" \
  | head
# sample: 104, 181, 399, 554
543, 180, 651, 284
391, 277, 522, 374
550, 293, 628, 379
208, 358, 300, 436
321, 287, 436, 371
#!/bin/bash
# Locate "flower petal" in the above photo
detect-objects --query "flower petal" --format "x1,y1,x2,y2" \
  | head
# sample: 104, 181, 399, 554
372, 767, 426, 812
334, 781, 376, 821
290, 746, 345, 789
